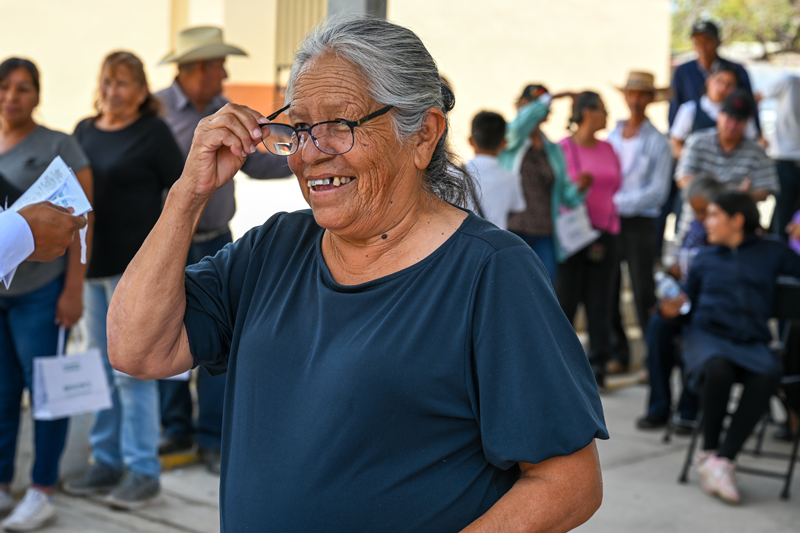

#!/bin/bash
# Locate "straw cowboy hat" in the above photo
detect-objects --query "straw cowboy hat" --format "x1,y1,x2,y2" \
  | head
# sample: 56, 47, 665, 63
616, 71, 671, 102
160, 26, 247, 65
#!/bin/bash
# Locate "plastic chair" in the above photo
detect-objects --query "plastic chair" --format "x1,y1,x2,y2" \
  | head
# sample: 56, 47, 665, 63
678, 276, 800, 499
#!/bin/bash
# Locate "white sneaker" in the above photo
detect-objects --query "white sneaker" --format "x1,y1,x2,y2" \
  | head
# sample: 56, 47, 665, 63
697, 455, 740, 504
0, 489, 13, 515
1, 488, 56, 531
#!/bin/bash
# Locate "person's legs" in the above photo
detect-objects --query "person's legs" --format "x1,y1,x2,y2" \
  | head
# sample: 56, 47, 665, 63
4, 278, 69, 489
0, 301, 24, 489
85, 277, 124, 471
717, 368, 780, 460
771, 160, 800, 241
643, 314, 681, 421
609, 260, 630, 371
622, 217, 657, 333
583, 233, 619, 376
555, 248, 586, 326
116, 374, 161, 479
655, 174, 679, 256
700, 357, 737, 451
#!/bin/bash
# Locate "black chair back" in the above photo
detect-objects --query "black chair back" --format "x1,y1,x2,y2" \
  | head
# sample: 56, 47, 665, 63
774, 277, 800, 322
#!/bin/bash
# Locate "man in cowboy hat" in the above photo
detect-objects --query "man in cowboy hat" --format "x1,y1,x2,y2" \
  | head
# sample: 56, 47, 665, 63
154, 26, 290, 474
606, 71, 672, 377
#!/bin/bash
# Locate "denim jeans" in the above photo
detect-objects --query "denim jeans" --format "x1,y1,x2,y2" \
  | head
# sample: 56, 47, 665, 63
0, 276, 69, 487
644, 313, 698, 421
158, 230, 230, 452
512, 233, 557, 283
84, 274, 160, 479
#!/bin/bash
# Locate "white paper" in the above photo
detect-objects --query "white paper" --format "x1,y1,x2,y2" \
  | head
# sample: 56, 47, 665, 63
113, 368, 191, 381
2, 156, 93, 288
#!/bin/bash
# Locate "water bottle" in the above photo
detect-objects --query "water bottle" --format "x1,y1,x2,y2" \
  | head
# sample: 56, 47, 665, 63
654, 271, 691, 314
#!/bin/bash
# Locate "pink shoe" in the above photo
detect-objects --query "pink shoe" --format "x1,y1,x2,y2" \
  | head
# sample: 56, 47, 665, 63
698, 455, 740, 504
696, 451, 718, 497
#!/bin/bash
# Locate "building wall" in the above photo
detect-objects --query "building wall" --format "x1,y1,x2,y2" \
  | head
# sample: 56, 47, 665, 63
387, 0, 672, 160
0, 0, 174, 134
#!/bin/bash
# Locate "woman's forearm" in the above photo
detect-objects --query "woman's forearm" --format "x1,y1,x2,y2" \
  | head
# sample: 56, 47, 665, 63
107, 182, 209, 378
461, 442, 603, 533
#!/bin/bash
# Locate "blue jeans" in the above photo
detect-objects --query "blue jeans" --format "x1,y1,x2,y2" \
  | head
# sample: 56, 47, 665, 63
512, 233, 557, 283
0, 276, 69, 487
85, 275, 160, 479
158, 230, 230, 451
644, 313, 698, 421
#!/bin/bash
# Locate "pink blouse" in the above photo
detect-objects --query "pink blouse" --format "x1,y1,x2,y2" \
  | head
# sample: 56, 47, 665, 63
558, 137, 621, 235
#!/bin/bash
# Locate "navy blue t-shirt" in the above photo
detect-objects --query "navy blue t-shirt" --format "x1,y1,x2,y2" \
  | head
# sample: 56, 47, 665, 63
183, 210, 608, 533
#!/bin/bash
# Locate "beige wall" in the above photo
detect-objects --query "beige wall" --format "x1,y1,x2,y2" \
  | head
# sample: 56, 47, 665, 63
387, 0, 672, 160
0, 0, 174, 134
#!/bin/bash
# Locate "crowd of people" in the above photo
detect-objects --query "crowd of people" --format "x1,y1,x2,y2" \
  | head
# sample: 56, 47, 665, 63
465, 19, 800, 506
0, 13, 798, 532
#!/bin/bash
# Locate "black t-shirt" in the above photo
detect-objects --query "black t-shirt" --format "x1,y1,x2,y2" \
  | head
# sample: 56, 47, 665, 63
184, 210, 608, 532
74, 114, 183, 278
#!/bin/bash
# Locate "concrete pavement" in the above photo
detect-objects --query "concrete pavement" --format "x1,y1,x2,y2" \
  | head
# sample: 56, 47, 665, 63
7, 378, 798, 532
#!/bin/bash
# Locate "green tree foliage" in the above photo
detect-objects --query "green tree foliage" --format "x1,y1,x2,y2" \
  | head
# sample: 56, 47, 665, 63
672, 0, 800, 56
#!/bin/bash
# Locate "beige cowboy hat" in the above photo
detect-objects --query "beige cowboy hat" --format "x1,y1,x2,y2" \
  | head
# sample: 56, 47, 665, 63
160, 26, 247, 65
616, 71, 671, 102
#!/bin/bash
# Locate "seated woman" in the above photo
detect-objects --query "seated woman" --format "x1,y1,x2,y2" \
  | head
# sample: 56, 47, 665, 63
662, 191, 800, 504
106, 16, 607, 533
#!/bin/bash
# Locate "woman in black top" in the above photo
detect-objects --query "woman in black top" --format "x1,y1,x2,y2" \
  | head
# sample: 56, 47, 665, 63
65, 51, 183, 509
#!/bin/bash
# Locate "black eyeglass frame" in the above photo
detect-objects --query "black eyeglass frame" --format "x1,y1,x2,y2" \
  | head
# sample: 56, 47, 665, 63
258, 104, 395, 156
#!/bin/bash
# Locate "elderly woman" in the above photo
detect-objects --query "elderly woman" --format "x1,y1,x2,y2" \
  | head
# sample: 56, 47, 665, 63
108, 17, 606, 532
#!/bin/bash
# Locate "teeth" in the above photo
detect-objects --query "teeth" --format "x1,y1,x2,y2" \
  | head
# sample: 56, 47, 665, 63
307, 177, 353, 188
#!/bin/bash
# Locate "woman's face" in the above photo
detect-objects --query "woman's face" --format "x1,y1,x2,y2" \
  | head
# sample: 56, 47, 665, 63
583, 99, 608, 134
704, 203, 743, 245
706, 71, 737, 103
0, 67, 39, 127
286, 54, 430, 238
99, 64, 147, 119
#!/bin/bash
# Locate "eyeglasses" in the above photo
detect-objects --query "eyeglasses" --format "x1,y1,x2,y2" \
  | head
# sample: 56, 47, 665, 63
258, 104, 395, 156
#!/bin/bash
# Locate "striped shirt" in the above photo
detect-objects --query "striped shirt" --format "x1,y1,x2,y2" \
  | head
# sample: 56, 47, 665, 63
676, 129, 778, 192
674, 128, 779, 238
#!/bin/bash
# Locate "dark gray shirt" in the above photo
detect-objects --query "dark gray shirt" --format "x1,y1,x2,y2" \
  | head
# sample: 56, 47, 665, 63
0, 126, 90, 296
154, 81, 291, 232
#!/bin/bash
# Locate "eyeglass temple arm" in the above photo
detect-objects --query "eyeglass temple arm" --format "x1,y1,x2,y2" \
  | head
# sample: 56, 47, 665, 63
260, 103, 291, 125
355, 105, 395, 126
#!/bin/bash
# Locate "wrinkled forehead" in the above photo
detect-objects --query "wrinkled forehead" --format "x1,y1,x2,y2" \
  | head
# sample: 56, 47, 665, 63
287, 53, 375, 120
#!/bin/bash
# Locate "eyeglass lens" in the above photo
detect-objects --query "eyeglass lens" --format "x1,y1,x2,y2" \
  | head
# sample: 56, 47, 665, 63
260, 122, 354, 156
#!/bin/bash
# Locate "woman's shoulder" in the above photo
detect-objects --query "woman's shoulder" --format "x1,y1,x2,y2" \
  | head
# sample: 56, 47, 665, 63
459, 214, 530, 255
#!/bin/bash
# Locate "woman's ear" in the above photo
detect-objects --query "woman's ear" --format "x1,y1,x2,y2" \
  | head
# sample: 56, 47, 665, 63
413, 108, 446, 171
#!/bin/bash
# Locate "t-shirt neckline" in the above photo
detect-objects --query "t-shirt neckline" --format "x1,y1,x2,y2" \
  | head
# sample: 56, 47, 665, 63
316, 208, 474, 292
0, 124, 42, 158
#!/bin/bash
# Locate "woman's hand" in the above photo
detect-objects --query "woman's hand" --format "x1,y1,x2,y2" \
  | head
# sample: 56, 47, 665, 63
179, 104, 269, 199
660, 293, 688, 319
577, 171, 594, 193
55, 285, 82, 329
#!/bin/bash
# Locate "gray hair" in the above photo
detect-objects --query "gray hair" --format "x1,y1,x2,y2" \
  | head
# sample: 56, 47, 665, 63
285, 15, 474, 207
683, 175, 728, 201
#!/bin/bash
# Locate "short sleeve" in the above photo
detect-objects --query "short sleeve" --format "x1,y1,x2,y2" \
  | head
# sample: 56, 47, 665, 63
183, 217, 278, 374
57, 132, 90, 173
669, 101, 695, 141
469, 246, 608, 469
151, 118, 184, 189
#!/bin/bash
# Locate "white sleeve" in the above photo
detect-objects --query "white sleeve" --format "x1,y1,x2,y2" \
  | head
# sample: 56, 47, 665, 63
761, 76, 788, 100
744, 118, 759, 140
0, 210, 35, 287
669, 101, 696, 141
